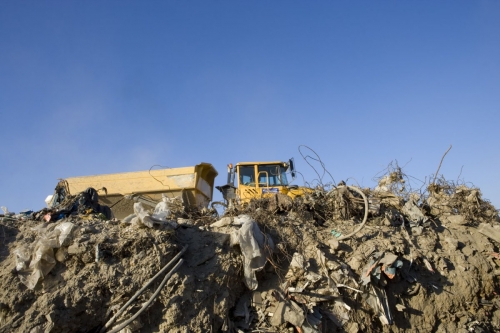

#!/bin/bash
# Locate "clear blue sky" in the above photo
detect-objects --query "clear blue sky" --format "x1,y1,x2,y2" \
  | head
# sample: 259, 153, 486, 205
1, 1, 499, 212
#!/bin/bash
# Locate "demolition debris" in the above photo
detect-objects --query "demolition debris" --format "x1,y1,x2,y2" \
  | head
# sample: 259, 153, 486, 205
0, 160, 499, 333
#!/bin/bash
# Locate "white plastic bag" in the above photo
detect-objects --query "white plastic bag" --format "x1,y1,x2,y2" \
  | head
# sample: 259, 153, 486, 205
133, 202, 154, 228
16, 221, 76, 289
18, 243, 56, 290
152, 194, 172, 221
233, 215, 274, 290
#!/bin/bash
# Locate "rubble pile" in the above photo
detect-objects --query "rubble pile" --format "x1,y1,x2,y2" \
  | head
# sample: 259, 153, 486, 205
1, 172, 500, 333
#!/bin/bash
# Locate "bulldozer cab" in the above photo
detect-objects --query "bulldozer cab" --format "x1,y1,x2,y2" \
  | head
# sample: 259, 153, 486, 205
217, 158, 308, 204
216, 158, 308, 207
237, 161, 290, 202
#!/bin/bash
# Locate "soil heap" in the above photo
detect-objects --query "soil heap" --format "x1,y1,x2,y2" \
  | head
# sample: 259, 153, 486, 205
0, 171, 499, 333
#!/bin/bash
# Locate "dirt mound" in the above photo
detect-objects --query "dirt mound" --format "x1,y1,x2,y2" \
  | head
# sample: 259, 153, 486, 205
0, 178, 499, 332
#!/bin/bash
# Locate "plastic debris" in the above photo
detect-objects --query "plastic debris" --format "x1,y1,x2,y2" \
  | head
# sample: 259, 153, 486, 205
152, 194, 183, 222
15, 221, 77, 289
331, 229, 342, 238
231, 215, 274, 290
131, 202, 155, 228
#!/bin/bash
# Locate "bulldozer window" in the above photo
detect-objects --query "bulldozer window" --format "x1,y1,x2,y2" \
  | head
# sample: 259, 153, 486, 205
257, 165, 288, 186
239, 166, 255, 186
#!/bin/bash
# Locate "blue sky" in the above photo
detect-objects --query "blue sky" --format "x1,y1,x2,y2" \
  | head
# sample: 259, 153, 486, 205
1, 1, 499, 212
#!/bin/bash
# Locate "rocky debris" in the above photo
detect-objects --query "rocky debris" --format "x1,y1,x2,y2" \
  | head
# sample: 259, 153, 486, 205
0, 214, 242, 333
0, 171, 499, 333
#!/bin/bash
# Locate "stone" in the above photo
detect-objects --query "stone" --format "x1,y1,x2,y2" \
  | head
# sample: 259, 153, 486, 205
55, 247, 68, 262
445, 237, 459, 250
461, 246, 474, 257
328, 238, 339, 251
348, 322, 359, 333
446, 215, 467, 225
67, 243, 86, 255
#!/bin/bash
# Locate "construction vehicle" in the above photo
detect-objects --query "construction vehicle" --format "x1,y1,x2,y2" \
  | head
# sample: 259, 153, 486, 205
216, 159, 310, 207
53, 163, 218, 219
51, 159, 308, 219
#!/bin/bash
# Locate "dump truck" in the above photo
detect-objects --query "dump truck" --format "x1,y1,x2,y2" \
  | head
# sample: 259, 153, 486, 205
52, 163, 218, 219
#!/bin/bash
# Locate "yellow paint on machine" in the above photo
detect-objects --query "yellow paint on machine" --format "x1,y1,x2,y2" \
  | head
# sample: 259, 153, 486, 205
63, 163, 218, 218
234, 161, 311, 203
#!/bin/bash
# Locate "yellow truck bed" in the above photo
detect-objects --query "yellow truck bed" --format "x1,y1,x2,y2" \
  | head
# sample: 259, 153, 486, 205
63, 163, 218, 219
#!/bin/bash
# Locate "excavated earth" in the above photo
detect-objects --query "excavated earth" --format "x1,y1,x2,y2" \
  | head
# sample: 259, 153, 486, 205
1, 184, 500, 333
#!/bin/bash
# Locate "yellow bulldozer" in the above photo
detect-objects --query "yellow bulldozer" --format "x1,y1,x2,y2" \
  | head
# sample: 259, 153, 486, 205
216, 159, 310, 208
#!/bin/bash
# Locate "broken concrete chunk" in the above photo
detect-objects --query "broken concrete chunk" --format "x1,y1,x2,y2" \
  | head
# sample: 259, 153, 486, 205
290, 252, 306, 269
477, 223, 500, 244
446, 215, 467, 225
445, 237, 459, 250
412, 226, 423, 235
327, 260, 340, 271
347, 255, 364, 272
270, 301, 286, 327
283, 301, 306, 327
328, 238, 339, 251
379, 253, 398, 266
348, 322, 360, 333
67, 243, 86, 255
438, 257, 448, 271
461, 246, 475, 257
